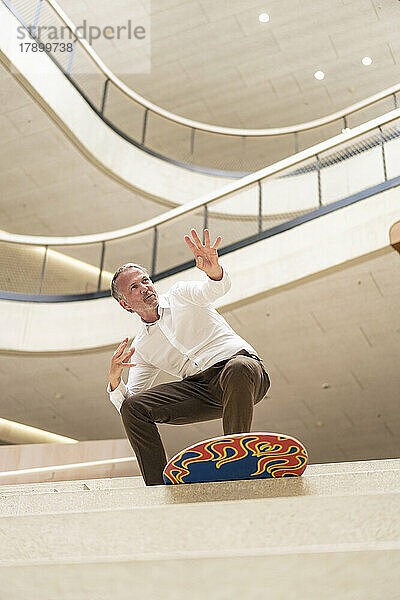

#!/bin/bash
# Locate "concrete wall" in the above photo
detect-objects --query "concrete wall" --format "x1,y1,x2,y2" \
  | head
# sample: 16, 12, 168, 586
0, 438, 139, 484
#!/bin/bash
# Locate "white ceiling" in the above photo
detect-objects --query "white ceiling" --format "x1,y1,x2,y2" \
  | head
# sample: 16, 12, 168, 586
1, 250, 399, 465
57, 0, 400, 127
1, 0, 400, 236
0, 64, 166, 237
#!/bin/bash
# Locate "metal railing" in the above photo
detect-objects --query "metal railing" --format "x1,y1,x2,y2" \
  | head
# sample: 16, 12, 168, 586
2, 0, 400, 176
1, 109, 400, 301
0, 456, 137, 479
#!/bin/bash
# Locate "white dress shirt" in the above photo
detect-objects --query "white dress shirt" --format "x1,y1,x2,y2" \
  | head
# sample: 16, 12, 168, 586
108, 269, 257, 413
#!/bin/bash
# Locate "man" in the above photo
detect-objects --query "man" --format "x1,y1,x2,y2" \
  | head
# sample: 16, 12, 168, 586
108, 228, 270, 485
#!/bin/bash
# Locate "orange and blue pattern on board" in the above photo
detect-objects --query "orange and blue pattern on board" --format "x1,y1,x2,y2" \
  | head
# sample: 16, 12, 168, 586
163, 433, 308, 484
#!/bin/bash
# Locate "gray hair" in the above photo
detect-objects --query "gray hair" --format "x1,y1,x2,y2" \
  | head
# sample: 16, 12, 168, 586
111, 263, 149, 303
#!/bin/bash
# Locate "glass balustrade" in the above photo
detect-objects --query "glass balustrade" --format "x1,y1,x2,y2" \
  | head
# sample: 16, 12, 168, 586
2, 0, 400, 176
1, 116, 399, 300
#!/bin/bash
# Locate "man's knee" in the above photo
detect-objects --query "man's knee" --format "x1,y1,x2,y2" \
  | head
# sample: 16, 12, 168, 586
221, 356, 256, 384
220, 356, 270, 400
121, 392, 151, 422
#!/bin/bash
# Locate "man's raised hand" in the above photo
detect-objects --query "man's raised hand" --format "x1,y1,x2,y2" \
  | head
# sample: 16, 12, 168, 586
109, 338, 136, 391
184, 228, 223, 280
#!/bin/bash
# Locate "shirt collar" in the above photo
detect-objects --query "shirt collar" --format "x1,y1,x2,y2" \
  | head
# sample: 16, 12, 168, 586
158, 294, 170, 309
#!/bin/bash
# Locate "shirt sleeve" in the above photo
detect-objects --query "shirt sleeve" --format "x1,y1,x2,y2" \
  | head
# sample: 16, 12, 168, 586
171, 267, 231, 306
107, 350, 159, 414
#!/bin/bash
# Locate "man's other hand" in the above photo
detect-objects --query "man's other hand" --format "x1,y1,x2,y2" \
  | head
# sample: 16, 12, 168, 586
109, 338, 136, 391
184, 228, 223, 280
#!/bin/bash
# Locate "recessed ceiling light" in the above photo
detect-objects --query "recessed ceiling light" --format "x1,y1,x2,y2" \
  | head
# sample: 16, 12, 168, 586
362, 56, 372, 66
259, 12, 270, 23
314, 70, 325, 80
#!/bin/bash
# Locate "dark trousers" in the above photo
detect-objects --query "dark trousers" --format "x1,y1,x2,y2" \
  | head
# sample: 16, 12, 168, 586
120, 350, 270, 485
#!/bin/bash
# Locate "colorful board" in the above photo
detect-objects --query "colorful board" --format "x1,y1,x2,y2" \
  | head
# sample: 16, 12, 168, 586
163, 432, 308, 484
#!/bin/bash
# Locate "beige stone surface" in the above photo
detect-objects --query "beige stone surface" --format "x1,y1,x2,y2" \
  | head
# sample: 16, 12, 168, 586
0, 491, 399, 565
0, 475, 144, 495
0, 550, 399, 600
0, 460, 398, 597
1, 468, 400, 517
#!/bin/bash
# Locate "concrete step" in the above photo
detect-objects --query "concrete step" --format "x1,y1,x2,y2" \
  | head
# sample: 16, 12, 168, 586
0, 457, 398, 497
0, 549, 399, 600
306, 457, 400, 474
1, 469, 400, 517
0, 491, 399, 566
0, 476, 144, 496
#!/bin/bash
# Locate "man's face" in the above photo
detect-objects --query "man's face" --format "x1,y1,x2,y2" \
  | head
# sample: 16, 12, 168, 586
116, 268, 158, 314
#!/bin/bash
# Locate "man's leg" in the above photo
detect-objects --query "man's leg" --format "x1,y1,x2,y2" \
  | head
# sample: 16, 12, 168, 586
120, 378, 222, 486
217, 355, 270, 434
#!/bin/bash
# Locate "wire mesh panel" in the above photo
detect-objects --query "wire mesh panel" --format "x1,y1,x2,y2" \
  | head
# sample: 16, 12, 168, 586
39, 243, 103, 295
60, 242, 112, 291
103, 82, 148, 142
381, 119, 400, 180
103, 229, 154, 285
67, 44, 105, 111
238, 133, 298, 173
207, 184, 260, 246
7, 0, 73, 78
319, 129, 385, 206
188, 130, 247, 173
32, 0, 74, 73
0, 242, 44, 294
6, 0, 37, 25
261, 157, 319, 227
144, 112, 193, 165
155, 210, 204, 275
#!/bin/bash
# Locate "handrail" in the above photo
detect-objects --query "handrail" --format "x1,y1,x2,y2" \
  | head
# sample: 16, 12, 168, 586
4, 0, 400, 137
1, 107, 399, 247
0, 456, 137, 478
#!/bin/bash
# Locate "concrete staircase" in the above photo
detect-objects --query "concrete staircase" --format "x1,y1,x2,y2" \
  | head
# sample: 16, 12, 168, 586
0, 458, 399, 599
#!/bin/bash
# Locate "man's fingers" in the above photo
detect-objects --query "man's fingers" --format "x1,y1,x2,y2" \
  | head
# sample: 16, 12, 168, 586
212, 235, 222, 249
190, 228, 203, 248
184, 235, 197, 254
113, 338, 129, 357
185, 235, 205, 265
120, 350, 134, 362
121, 363, 136, 368
204, 229, 210, 247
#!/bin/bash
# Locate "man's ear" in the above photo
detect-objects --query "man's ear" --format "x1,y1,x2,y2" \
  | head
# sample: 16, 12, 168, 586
119, 298, 131, 312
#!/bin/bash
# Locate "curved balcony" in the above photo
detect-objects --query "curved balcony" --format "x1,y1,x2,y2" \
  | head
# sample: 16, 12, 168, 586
1, 108, 399, 305
1, 0, 400, 178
